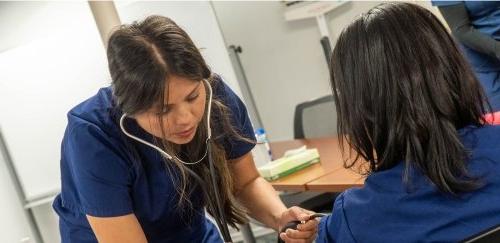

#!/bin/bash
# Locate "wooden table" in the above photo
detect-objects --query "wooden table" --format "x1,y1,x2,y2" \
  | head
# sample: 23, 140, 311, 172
305, 167, 365, 191
269, 137, 365, 192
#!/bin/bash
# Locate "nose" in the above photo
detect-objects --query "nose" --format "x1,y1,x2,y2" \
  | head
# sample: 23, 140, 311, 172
173, 105, 193, 127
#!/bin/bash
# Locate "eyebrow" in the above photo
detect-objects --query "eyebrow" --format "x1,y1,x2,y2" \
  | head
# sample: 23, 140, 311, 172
187, 82, 203, 97
160, 81, 202, 109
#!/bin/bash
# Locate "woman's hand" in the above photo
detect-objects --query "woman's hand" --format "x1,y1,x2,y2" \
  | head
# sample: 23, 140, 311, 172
278, 206, 319, 243
229, 152, 319, 242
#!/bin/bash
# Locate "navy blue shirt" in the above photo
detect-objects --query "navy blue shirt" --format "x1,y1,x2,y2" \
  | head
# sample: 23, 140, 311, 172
53, 77, 256, 243
317, 124, 500, 242
433, 1, 500, 72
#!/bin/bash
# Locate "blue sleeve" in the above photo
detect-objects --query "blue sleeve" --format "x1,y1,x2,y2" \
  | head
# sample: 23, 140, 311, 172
64, 119, 133, 217
213, 76, 256, 160
316, 193, 356, 243
431, 1, 462, 7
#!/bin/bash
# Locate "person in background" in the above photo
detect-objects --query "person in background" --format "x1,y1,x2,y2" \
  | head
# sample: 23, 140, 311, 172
433, 1, 500, 111
317, 3, 500, 242
53, 15, 318, 243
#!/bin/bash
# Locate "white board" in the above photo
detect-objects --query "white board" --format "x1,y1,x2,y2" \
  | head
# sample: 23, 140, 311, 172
0, 2, 110, 199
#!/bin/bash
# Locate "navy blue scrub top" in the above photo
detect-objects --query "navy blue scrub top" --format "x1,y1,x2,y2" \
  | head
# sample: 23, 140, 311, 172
317, 124, 500, 242
433, 1, 500, 72
53, 76, 256, 243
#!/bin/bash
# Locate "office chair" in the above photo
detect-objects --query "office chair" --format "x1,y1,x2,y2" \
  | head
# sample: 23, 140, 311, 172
281, 95, 338, 213
462, 224, 500, 243
293, 95, 337, 139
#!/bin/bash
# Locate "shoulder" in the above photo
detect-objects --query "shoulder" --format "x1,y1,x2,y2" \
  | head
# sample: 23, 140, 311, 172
66, 86, 122, 138
211, 74, 241, 105
336, 165, 410, 223
209, 74, 256, 159
460, 125, 500, 182
317, 193, 356, 243
211, 74, 250, 121
460, 124, 500, 151
64, 86, 131, 160
209, 74, 249, 126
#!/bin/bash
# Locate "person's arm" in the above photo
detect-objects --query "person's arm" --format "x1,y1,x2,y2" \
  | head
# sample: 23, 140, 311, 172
438, 3, 500, 59
315, 194, 355, 243
230, 152, 318, 242
86, 214, 148, 243
65, 121, 141, 241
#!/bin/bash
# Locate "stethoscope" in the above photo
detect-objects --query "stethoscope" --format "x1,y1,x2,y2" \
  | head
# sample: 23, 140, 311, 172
119, 79, 234, 242
119, 79, 326, 242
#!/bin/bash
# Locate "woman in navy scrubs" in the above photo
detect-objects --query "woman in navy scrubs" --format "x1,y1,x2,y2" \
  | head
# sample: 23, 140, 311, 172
433, 1, 500, 111
53, 16, 317, 242
317, 3, 500, 242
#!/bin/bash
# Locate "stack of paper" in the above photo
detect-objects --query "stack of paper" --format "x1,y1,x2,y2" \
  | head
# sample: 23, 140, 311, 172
258, 148, 320, 181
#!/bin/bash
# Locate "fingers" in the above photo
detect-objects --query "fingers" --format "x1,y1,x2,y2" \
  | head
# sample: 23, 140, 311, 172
280, 232, 306, 243
279, 219, 318, 243
288, 206, 314, 221
280, 229, 317, 243
278, 206, 320, 243
297, 218, 319, 231
285, 228, 316, 239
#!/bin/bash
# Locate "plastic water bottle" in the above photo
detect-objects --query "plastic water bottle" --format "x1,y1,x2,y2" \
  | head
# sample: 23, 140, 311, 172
252, 128, 273, 167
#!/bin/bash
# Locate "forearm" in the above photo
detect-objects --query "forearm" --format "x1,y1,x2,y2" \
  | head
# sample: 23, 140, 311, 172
86, 214, 148, 243
439, 4, 500, 59
236, 177, 287, 231
455, 23, 500, 59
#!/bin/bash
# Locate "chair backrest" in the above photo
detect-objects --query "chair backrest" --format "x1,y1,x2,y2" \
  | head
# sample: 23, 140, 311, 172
462, 224, 500, 243
293, 95, 337, 139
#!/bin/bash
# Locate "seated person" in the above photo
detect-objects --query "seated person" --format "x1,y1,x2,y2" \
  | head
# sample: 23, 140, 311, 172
317, 3, 500, 242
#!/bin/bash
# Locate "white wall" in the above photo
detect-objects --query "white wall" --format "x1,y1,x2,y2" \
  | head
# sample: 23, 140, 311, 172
212, 1, 443, 141
0, 2, 109, 199
0, 2, 110, 242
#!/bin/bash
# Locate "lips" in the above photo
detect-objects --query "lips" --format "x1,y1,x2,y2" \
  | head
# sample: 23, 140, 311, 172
175, 127, 195, 137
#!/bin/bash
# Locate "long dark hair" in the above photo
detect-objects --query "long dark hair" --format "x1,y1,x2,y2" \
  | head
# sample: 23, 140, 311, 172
330, 3, 489, 195
107, 15, 248, 227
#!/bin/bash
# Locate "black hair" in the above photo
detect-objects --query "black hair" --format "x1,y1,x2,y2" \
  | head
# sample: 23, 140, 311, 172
330, 2, 489, 194
107, 15, 248, 227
